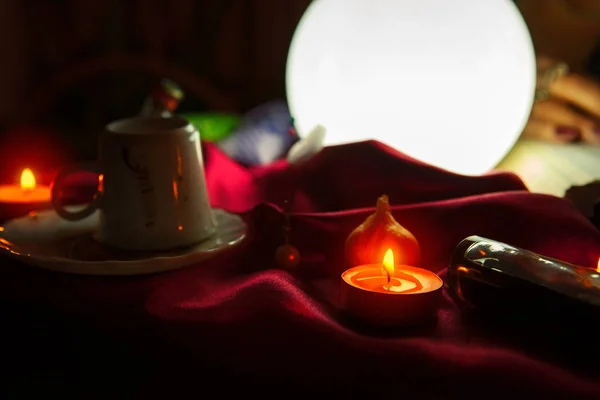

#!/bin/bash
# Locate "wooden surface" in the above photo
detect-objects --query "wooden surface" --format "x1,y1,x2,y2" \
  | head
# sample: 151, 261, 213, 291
497, 139, 600, 197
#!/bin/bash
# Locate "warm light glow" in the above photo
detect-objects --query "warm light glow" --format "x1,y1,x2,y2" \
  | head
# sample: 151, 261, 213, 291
596, 257, 600, 273
98, 174, 104, 193
382, 248, 395, 277
286, 0, 535, 175
20, 169, 36, 190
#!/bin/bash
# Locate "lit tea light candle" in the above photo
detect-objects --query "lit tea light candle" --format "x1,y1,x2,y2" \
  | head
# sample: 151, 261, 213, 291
0, 169, 51, 219
0, 168, 51, 204
341, 248, 443, 326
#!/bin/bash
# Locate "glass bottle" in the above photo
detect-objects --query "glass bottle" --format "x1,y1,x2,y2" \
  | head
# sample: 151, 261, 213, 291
447, 235, 600, 320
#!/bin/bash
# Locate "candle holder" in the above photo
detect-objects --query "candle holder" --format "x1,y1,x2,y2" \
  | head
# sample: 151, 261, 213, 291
341, 249, 443, 327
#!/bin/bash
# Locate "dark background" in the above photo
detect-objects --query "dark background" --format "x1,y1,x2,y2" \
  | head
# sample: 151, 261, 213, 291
0, 0, 311, 182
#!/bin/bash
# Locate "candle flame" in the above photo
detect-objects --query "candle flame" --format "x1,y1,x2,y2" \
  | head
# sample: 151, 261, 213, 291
597, 257, 600, 273
382, 248, 394, 278
98, 174, 104, 193
20, 168, 36, 190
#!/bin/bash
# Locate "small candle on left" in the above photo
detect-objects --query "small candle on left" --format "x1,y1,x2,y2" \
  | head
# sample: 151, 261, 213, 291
0, 168, 51, 220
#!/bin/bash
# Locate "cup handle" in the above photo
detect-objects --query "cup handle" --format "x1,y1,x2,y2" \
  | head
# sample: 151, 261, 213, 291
51, 162, 103, 221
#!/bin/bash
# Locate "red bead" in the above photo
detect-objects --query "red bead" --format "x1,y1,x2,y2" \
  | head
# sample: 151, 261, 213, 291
275, 244, 300, 270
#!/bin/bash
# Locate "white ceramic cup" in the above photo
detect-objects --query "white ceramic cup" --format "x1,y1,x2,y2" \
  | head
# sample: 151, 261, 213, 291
51, 116, 216, 251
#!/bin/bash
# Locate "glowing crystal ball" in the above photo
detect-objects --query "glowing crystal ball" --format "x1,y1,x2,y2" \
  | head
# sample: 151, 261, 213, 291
286, 0, 536, 175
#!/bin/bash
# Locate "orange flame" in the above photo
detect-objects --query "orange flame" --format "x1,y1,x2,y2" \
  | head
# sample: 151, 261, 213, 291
20, 168, 36, 190
382, 248, 394, 277
98, 174, 104, 193
596, 257, 600, 273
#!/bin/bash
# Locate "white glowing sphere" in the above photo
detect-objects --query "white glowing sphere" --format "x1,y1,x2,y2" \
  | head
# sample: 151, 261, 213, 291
286, 0, 535, 175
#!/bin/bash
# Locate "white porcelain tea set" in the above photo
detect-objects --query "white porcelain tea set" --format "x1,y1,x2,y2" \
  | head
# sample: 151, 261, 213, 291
0, 116, 246, 275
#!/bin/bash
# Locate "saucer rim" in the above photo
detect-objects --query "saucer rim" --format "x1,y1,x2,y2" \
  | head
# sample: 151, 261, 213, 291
0, 208, 247, 274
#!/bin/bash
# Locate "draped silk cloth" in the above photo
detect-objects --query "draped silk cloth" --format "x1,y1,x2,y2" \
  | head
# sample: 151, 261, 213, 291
2, 141, 600, 398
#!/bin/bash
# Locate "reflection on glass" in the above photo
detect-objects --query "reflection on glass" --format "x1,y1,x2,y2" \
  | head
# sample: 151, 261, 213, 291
454, 236, 600, 307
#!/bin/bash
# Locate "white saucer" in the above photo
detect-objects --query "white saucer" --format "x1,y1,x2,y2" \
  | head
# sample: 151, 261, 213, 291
0, 207, 247, 276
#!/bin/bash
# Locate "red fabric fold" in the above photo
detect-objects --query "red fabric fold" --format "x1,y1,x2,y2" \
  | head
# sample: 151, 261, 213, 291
204, 140, 528, 213
141, 194, 600, 398
2, 140, 600, 398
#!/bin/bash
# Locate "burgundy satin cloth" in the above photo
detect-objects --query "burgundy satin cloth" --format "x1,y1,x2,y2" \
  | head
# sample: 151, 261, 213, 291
2, 140, 600, 398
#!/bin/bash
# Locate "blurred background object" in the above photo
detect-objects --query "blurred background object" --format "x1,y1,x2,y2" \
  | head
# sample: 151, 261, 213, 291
0, 0, 311, 175
499, 0, 600, 198
180, 112, 240, 143
498, 139, 600, 197
139, 78, 185, 117
217, 100, 298, 166
2, 0, 600, 197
